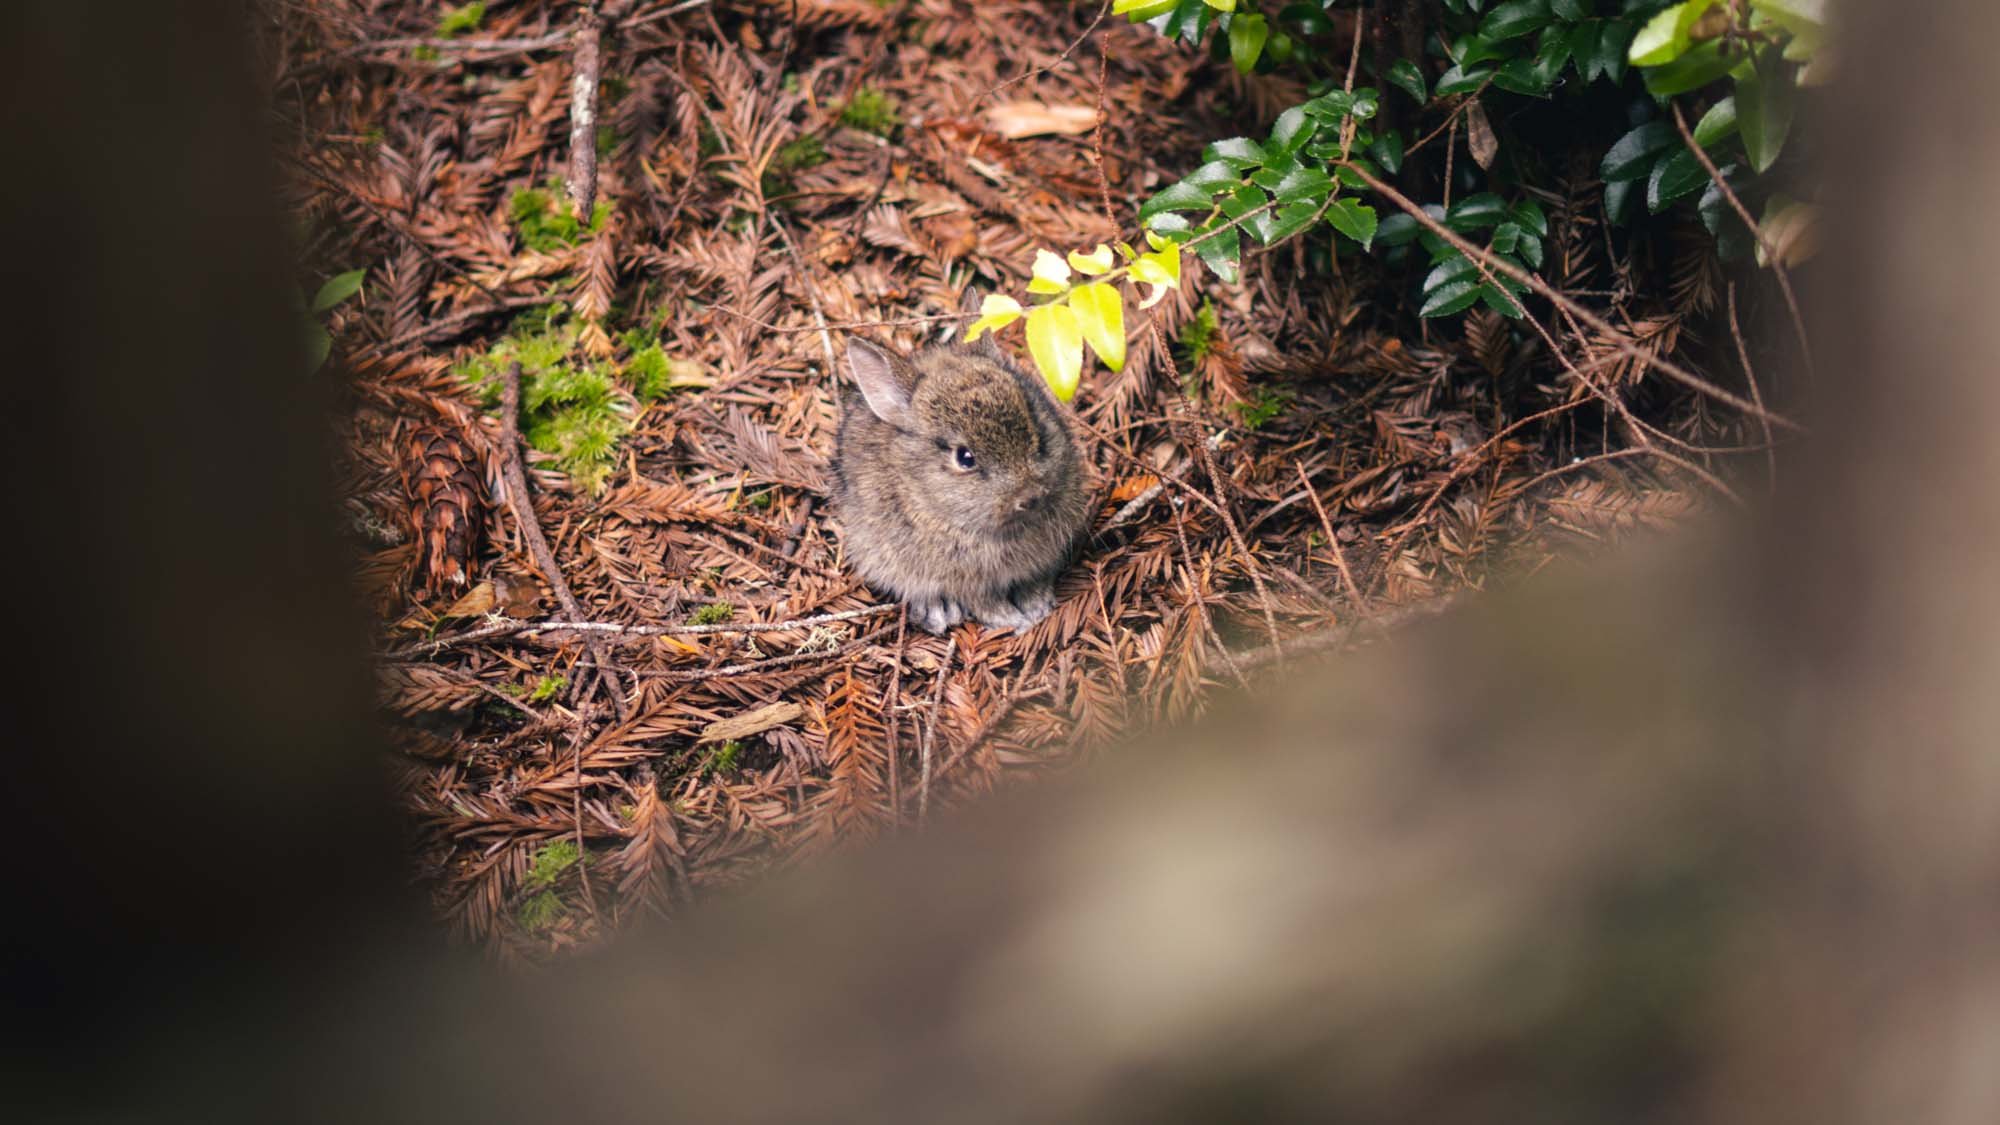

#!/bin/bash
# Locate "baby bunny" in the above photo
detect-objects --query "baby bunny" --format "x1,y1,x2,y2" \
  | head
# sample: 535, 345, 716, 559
831, 312, 1089, 634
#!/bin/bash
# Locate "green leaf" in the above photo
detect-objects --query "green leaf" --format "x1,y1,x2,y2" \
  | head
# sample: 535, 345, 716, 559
1446, 193, 1509, 231
1567, 20, 1604, 81
1480, 0, 1552, 42
1515, 230, 1545, 270
1481, 283, 1528, 317
1434, 64, 1495, 97
1350, 89, 1380, 120
1735, 49, 1794, 172
1277, 2, 1333, 35
1268, 105, 1314, 152
1490, 222, 1521, 254
1600, 120, 1675, 181
1698, 162, 1745, 235
1265, 200, 1322, 244
1424, 254, 1481, 294
1641, 42, 1737, 97
1272, 167, 1335, 204
1646, 147, 1708, 211
1194, 222, 1242, 283
1303, 90, 1354, 121
1375, 212, 1422, 247
1146, 212, 1194, 237
1113, 0, 1179, 18
1219, 183, 1275, 244
1605, 177, 1642, 225
1228, 13, 1269, 73
1593, 19, 1635, 84
1629, 0, 1718, 66
1692, 96, 1738, 148
1202, 136, 1267, 169
1452, 34, 1511, 68
305, 320, 332, 370
311, 268, 367, 312
1511, 198, 1548, 236
1550, 0, 1587, 20
1184, 160, 1245, 192
1492, 54, 1556, 97
1138, 180, 1219, 222
1421, 276, 1486, 318
1369, 129, 1405, 175
1326, 198, 1378, 249
1386, 58, 1429, 103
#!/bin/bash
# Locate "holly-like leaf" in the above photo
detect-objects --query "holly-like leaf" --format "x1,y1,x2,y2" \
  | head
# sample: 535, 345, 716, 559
1203, 136, 1267, 169
1326, 198, 1378, 249
1272, 167, 1334, 204
1069, 283, 1126, 372
965, 294, 1024, 342
1480, 0, 1552, 43
1387, 58, 1429, 103
1025, 303, 1084, 402
1138, 180, 1218, 224
1647, 147, 1709, 211
1600, 120, 1674, 181
1268, 105, 1314, 152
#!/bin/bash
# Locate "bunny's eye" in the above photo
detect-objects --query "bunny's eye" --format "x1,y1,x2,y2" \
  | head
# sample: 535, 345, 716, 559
952, 445, 977, 471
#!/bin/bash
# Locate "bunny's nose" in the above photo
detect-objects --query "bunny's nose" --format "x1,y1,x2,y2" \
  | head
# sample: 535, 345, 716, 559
1015, 491, 1045, 513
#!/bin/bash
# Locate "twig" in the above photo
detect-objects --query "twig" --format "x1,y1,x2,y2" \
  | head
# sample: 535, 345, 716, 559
496, 361, 626, 721
883, 606, 907, 826
627, 623, 895, 682
917, 634, 957, 825
1180, 400, 1285, 662
930, 685, 1047, 785
1338, 161, 1800, 432
567, 6, 603, 221
769, 215, 840, 377
369, 294, 552, 355
1670, 103, 1813, 377
985, 0, 1114, 98
1295, 460, 1365, 612
379, 604, 899, 660
1727, 282, 1778, 489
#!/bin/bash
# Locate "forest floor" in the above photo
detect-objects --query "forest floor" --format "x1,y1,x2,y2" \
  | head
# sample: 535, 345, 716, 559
271, 0, 1767, 959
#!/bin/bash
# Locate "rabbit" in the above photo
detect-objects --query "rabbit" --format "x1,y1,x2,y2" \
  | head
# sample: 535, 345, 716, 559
831, 307, 1090, 635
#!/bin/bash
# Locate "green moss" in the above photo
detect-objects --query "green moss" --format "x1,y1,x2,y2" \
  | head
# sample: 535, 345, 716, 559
840, 87, 901, 137
1180, 298, 1221, 364
527, 675, 566, 703
455, 322, 631, 493
525, 839, 581, 889
704, 740, 744, 774
518, 889, 564, 933
436, 1, 486, 37
595, 124, 617, 157
690, 602, 734, 626
510, 182, 612, 253
1231, 388, 1291, 431
762, 135, 828, 197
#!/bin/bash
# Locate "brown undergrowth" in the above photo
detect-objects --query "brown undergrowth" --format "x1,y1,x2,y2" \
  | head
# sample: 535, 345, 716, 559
268, 0, 1779, 959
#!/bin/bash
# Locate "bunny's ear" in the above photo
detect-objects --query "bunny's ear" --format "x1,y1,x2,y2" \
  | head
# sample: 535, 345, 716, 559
845, 339, 913, 425
958, 287, 1005, 360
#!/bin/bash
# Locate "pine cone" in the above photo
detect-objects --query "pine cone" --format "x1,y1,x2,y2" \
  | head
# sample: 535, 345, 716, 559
401, 425, 486, 594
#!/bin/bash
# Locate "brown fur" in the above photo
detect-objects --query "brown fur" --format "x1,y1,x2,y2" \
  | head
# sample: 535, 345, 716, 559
831, 331, 1089, 633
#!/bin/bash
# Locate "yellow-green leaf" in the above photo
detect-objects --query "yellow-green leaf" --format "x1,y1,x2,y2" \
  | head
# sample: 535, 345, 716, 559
1068, 282, 1126, 373
1202, 0, 1236, 11
1130, 258, 1174, 308
1067, 244, 1115, 275
1025, 303, 1084, 402
1031, 248, 1072, 287
1027, 275, 1068, 295
965, 294, 1023, 342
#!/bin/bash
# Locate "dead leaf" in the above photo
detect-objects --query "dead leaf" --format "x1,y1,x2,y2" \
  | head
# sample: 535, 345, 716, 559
1466, 101, 1498, 171
698, 701, 804, 743
441, 581, 497, 618
986, 101, 1098, 139
1110, 473, 1161, 503
1758, 199, 1820, 269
